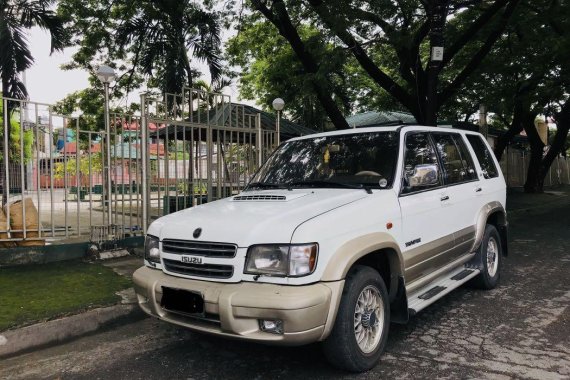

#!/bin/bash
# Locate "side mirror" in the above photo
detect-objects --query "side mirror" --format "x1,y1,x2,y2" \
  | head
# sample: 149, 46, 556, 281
407, 164, 439, 188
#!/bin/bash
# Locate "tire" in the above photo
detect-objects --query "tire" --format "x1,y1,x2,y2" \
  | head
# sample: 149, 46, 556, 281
322, 265, 390, 372
471, 224, 502, 289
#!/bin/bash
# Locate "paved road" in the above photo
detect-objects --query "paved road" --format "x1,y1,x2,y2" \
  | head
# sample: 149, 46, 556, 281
1, 192, 569, 379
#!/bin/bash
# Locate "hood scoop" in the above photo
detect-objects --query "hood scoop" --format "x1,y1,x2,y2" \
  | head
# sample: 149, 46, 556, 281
232, 192, 310, 202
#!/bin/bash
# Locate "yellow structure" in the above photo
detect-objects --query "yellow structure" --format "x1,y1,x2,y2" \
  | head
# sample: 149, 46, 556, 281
535, 119, 548, 145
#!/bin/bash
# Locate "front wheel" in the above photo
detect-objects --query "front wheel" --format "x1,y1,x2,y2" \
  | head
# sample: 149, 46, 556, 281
471, 224, 502, 289
322, 265, 390, 372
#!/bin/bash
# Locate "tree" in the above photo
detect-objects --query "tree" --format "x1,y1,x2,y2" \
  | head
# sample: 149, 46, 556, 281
447, 0, 570, 192
0, 0, 65, 202
249, 0, 351, 129
51, 77, 138, 148
0, 0, 65, 100
245, 0, 521, 128
57, 0, 225, 99
53, 153, 103, 187
518, 0, 569, 193
226, 18, 352, 131
0, 96, 33, 164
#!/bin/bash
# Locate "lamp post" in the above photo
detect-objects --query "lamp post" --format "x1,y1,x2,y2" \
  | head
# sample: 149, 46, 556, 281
97, 65, 116, 227
272, 98, 285, 146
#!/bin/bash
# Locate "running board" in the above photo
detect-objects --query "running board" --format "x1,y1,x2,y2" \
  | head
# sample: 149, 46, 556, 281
407, 266, 480, 315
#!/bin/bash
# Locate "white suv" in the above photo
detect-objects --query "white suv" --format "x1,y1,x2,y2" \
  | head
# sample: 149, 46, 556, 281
134, 125, 508, 372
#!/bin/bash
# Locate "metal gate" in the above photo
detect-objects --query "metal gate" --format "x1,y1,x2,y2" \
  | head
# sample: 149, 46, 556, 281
1, 88, 276, 247
0, 95, 132, 246
139, 88, 276, 233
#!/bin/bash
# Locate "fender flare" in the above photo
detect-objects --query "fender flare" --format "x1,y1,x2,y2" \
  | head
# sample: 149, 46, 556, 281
320, 232, 404, 282
471, 201, 508, 256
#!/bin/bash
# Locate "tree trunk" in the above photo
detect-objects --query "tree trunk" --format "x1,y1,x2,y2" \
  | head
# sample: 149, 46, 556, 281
493, 80, 540, 161
425, 0, 449, 126
538, 100, 570, 185
494, 103, 525, 160
252, 0, 350, 130
494, 126, 522, 161
524, 141, 544, 193
522, 114, 545, 193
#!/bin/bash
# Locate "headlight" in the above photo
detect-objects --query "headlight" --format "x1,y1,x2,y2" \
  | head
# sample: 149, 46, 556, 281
145, 235, 160, 264
245, 244, 318, 277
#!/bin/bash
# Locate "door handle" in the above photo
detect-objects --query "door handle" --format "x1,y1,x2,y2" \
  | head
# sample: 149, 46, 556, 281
440, 195, 449, 201
475, 187, 482, 192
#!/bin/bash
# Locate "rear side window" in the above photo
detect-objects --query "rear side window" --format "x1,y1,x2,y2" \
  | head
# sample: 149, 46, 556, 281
432, 133, 477, 185
452, 134, 477, 181
466, 135, 499, 178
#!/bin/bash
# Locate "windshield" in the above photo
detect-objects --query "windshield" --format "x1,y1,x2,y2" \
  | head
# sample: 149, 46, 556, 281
249, 131, 399, 190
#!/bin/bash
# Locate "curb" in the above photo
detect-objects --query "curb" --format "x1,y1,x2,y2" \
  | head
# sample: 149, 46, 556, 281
0, 301, 146, 358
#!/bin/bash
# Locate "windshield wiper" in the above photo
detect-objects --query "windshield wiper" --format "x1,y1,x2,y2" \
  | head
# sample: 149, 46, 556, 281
287, 180, 372, 194
244, 182, 285, 191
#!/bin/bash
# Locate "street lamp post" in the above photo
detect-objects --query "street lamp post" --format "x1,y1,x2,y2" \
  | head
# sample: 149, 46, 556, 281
96, 65, 116, 227
272, 98, 285, 146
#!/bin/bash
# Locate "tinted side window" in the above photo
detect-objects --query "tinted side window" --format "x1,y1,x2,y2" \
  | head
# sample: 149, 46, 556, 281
466, 135, 498, 178
432, 133, 476, 185
452, 134, 478, 181
402, 133, 442, 194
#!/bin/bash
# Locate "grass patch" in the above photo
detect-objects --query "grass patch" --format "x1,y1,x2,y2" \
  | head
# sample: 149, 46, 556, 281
0, 260, 132, 331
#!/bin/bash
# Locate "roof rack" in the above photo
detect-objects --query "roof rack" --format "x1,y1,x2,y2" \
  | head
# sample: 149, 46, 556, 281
355, 120, 415, 128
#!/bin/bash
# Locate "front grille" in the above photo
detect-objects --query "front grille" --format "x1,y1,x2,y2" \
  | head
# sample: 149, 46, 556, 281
162, 240, 237, 258
163, 258, 234, 279
166, 311, 221, 327
233, 195, 286, 201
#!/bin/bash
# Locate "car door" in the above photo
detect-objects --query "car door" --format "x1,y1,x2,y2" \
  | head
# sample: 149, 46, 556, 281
431, 132, 480, 261
398, 132, 454, 283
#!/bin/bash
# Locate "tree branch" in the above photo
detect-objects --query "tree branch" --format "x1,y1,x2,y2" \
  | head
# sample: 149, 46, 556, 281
347, 7, 397, 37
395, 0, 412, 29
494, 79, 540, 160
542, 99, 570, 170
443, 0, 511, 67
440, 0, 521, 103
250, 0, 350, 129
306, 0, 417, 116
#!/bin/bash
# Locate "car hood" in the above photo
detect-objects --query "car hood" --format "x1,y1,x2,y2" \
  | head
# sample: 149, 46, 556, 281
148, 189, 369, 247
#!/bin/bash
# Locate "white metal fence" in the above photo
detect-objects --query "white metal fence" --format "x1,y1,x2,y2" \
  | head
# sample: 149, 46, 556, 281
139, 89, 276, 232
0, 97, 117, 246
1, 88, 277, 247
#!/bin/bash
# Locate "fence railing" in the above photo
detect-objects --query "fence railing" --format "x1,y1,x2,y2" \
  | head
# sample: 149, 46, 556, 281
1, 89, 276, 247
139, 93, 272, 233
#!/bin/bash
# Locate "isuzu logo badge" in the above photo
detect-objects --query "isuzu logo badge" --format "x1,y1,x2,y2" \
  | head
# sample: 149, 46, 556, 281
193, 228, 202, 238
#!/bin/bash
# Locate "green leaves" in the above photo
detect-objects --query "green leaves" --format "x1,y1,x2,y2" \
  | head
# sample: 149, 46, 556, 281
58, 0, 225, 97
0, 99, 34, 164
0, 0, 66, 99
226, 19, 351, 130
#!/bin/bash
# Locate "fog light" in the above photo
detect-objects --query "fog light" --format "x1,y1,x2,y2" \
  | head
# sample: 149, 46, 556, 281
259, 319, 283, 334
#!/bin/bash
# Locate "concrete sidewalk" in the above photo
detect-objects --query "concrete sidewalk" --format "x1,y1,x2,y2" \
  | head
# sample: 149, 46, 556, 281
0, 255, 146, 359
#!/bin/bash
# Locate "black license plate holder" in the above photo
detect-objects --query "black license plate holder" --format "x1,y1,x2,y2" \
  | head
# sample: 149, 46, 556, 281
160, 287, 204, 315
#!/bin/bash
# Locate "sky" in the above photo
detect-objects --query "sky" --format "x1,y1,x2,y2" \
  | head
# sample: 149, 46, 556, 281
24, 26, 248, 108
25, 27, 89, 105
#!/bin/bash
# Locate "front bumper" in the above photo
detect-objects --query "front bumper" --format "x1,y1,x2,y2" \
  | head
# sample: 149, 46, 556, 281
133, 266, 344, 345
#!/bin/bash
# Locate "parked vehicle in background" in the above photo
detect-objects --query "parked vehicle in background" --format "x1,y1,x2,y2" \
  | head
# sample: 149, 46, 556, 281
134, 125, 508, 372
